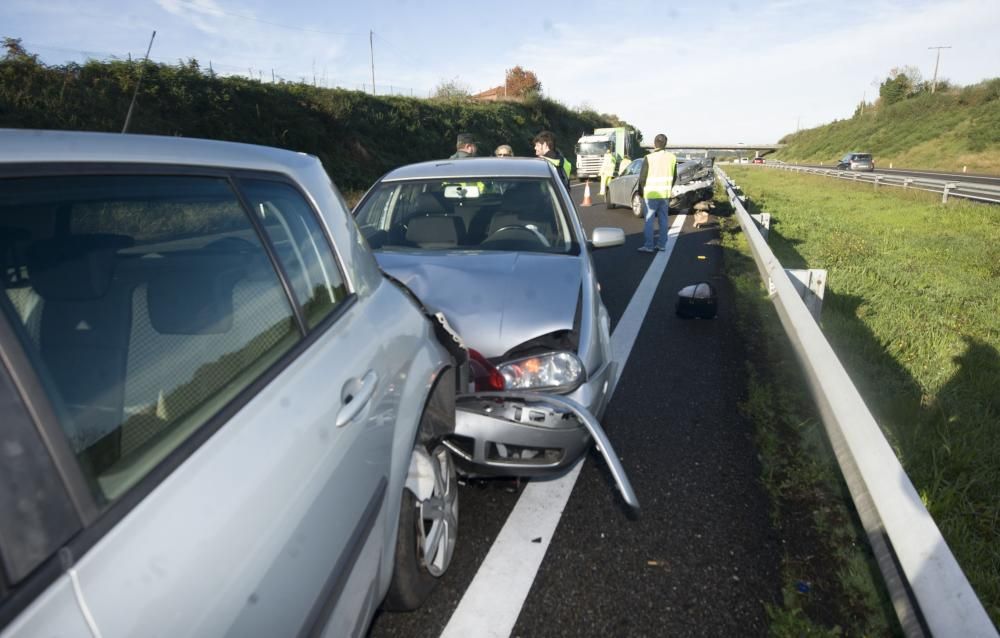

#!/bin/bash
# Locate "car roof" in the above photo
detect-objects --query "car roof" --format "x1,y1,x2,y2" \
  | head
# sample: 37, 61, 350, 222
0, 128, 320, 174
380, 157, 554, 182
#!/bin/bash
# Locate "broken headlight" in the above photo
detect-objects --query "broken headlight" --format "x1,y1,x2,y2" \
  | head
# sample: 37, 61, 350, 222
497, 352, 584, 393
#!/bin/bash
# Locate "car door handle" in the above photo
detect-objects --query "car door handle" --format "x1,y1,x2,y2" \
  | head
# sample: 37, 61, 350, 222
335, 370, 378, 428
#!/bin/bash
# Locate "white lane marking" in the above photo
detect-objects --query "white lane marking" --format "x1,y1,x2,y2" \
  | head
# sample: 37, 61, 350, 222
440, 214, 687, 638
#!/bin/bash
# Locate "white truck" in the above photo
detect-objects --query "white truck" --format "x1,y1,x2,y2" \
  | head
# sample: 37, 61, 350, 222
574, 127, 638, 180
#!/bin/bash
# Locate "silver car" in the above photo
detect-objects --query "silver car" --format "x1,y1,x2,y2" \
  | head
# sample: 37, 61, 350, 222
354, 158, 628, 477
606, 157, 716, 216
0, 131, 633, 638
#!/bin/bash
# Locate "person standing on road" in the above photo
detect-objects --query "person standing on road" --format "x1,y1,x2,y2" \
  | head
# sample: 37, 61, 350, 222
450, 133, 478, 159
533, 130, 572, 189
637, 133, 677, 253
598, 146, 617, 200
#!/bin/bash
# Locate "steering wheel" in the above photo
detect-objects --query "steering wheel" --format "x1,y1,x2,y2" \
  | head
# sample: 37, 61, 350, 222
485, 224, 551, 247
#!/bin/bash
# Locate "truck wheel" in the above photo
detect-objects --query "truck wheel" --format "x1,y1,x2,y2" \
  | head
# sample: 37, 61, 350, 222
383, 441, 458, 611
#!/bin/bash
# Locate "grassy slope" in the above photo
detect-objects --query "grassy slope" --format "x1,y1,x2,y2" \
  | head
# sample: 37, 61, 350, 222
723, 165, 1000, 628
775, 79, 1000, 174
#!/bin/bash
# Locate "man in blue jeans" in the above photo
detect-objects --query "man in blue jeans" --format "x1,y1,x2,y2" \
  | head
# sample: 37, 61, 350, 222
637, 133, 677, 253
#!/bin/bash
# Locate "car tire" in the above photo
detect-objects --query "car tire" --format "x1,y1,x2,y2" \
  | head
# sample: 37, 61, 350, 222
631, 193, 644, 218
383, 440, 458, 611
606, 188, 616, 209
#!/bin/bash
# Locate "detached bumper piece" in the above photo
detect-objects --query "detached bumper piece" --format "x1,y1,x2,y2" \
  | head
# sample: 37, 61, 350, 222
447, 391, 639, 509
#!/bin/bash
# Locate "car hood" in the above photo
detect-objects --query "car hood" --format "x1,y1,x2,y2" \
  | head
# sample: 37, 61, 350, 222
375, 251, 582, 358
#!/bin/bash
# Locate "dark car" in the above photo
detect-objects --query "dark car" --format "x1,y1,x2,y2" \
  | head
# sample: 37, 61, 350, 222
836, 152, 875, 171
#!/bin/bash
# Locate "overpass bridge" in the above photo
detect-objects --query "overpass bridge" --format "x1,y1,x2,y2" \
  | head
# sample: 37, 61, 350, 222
641, 142, 784, 158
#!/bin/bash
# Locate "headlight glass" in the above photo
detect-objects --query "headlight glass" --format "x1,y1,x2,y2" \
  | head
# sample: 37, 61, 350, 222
498, 352, 584, 393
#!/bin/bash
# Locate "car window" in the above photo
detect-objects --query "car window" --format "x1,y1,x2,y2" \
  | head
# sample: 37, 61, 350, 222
0, 174, 300, 504
354, 178, 578, 254
239, 179, 349, 328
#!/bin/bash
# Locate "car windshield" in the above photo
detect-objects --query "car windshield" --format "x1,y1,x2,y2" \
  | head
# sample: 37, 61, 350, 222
354, 177, 577, 254
576, 142, 611, 155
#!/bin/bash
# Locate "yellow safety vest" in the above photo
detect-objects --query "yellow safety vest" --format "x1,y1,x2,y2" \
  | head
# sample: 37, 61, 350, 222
643, 149, 677, 199
599, 152, 616, 178
543, 155, 572, 182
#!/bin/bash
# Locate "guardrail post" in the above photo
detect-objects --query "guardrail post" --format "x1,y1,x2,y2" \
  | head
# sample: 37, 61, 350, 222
942, 182, 956, 204
750, 212, 771, 240
769, 269, 826, 322
903, 178, 913, 189
874, 175, 881, 190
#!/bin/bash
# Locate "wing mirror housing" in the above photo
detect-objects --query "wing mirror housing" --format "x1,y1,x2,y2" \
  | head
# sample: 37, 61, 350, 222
590, 227, 625, 249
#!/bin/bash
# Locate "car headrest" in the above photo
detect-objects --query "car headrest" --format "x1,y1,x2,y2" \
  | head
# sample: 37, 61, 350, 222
27, 234, 134, 301
405, 216, 464, 248
415, 192, 447, 215
146, 253, 247, 335
501, 185, 542, 212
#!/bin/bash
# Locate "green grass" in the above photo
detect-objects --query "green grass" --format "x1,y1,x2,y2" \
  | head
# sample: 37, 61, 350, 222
718, 189, 898, 635
776, 79, 1000, 174
721, 166, 1000, 628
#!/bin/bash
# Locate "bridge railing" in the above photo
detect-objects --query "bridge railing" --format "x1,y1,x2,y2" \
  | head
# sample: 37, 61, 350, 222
758, 163, 1000, 204
715, 167, 997, 638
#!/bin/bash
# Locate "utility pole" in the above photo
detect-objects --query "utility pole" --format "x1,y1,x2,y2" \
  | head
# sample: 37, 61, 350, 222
369, 30, 376, 95
122, 30, 156, 134
928, 45, 951, 93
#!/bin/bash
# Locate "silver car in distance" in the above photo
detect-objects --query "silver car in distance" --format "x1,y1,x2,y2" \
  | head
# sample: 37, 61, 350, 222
354, 158, 633, 487
0, 130, 634, 638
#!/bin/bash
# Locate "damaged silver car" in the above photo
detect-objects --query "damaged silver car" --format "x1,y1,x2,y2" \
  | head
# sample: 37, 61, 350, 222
0, 130, 633, 638
606, 156, 716, 216
354, 158, 631, 485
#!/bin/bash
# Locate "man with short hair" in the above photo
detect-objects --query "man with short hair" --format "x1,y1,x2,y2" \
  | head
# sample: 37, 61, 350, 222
637, 133, 677, 253
450, 133, 478, 159
532, 130, 571, 189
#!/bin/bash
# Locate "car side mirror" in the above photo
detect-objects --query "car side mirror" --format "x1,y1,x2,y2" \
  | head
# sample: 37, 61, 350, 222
590, 227, 625, 249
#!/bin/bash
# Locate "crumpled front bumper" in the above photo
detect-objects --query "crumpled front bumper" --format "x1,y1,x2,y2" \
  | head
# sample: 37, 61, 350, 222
446, 391, 638, 509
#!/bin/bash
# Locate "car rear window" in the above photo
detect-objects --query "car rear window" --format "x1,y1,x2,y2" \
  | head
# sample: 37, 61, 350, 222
0, 174, 301, 504
354, 178, 578, 254
853, 154, 872, 161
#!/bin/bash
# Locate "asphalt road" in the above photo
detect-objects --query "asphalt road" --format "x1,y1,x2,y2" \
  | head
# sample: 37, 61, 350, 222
368, 183, 782, 637
797, 163, 1000, 186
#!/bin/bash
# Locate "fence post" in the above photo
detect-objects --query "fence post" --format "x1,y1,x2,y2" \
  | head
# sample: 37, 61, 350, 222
942, 183, 956, 204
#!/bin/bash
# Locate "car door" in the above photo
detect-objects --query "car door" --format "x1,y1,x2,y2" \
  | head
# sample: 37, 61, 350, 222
0, 168, 427, 637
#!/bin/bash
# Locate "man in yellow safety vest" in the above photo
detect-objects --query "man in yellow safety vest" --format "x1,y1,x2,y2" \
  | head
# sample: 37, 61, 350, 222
533, 130, 572, 189
637, 133, 677, 253
598, 147, 617, 198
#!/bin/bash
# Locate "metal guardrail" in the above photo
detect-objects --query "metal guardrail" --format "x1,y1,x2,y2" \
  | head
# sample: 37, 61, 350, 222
752, 163, 1000, 204
716, 167, 997, 638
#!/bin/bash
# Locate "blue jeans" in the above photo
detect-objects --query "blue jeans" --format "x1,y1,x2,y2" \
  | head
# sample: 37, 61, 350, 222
643, 198, 669, 250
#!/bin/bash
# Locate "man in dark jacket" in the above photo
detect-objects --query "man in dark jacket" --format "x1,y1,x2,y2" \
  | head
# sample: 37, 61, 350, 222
450, 133, 478, 159
532, 130, 571, 189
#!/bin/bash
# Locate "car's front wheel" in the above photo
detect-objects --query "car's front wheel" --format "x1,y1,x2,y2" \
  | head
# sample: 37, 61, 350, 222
631, 193, 644, 218
383, 442, 458, 611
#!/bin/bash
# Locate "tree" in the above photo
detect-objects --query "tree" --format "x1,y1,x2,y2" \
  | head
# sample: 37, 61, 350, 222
3, 37, 39, 63
879, 66, 926, 105
505, 66, 541, 98
433, 77, 469, 99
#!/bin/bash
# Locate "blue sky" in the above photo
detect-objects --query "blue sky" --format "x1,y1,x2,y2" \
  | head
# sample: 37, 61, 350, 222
3, 0, 999, 144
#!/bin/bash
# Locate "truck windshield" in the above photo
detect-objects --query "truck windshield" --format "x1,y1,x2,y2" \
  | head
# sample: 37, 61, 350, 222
576, 142, 611, 155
